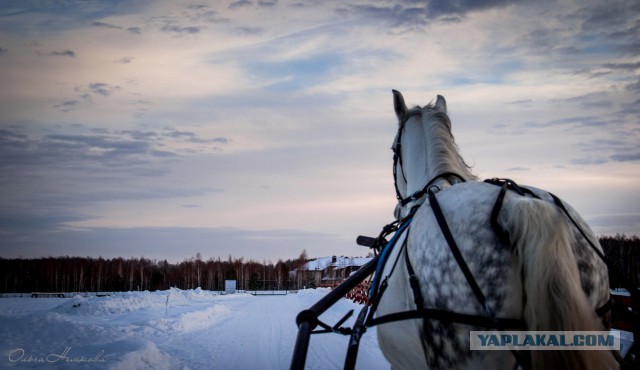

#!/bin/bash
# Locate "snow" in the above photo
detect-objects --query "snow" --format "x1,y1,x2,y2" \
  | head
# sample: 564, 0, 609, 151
0, 288, 388, 369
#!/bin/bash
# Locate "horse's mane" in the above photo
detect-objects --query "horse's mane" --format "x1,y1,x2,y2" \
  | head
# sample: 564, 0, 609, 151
413, 104, 476, 181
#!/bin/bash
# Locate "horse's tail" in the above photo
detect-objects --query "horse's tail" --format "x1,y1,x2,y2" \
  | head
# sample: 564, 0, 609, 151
500, 197, 616, 370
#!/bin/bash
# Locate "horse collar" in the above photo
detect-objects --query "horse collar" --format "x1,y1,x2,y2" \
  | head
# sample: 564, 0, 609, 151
399, 172, 467, 207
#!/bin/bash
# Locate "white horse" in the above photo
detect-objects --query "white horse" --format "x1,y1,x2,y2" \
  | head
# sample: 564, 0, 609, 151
373, 90, 617, 370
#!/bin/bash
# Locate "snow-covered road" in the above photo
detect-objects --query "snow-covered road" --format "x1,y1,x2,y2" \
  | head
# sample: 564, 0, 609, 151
0, 289, 388, 369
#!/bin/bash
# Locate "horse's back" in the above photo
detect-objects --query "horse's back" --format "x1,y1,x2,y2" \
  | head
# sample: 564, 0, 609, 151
412, 180, 608, 319
407, 181, 519, 368
377, 180, 610, 369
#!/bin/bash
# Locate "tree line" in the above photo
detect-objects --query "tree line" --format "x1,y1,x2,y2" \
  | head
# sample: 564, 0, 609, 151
1, 235, 638, 294
0, 251, 308, 293
601, 234, 639, 289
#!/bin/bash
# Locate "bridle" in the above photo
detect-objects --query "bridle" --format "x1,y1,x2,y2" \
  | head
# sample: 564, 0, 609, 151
392, 107, 466, 210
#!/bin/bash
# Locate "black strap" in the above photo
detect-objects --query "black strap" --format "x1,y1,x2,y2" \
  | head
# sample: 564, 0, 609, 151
548, 192, 606, 261
428, 189, 495, 319
490, 183, 510, 246
429, 185, 533, 369
484, 178, 540, 199
425, 188, 533, 366
485, 178, 633, 318
367, 219, 413, 321
486, 178, 541, 248
595, 297, 614, 318
548, 191, 638, 317
404, 236, 425, 311
369, 308, 525, 329
369, 239, 408, 313
402, 231, 431, 367
400, 172, 466, 206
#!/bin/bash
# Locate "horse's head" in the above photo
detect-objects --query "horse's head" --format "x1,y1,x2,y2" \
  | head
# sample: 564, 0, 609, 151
391, 90, 474, 218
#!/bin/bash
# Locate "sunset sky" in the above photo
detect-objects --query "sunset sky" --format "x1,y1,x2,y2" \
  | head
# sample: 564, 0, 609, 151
1, 0, 638, 262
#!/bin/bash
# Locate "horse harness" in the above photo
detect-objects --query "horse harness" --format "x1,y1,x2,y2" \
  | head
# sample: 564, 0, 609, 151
363, 175, 621, 368
388, 108, 608, 325
358, 108, 621, 368
299, 110, 635, 370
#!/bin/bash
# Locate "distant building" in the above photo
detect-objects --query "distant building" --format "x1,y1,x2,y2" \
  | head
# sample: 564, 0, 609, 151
293, 256, 372, 288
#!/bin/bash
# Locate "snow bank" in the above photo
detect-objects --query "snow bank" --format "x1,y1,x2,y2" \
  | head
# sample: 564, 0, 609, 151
55, 287, 218, 316
0, 288, 388, 369
108, 341, 174, 370
173, 304, 229, 332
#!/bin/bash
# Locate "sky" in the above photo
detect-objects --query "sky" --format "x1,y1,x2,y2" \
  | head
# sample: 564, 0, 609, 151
0, 0, 638, 263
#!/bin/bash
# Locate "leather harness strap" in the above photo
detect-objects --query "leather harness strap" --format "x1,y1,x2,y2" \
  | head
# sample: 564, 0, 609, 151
365, 178, 618, 370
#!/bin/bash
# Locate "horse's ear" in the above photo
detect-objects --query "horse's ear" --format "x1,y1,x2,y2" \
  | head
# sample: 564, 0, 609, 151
392, 89, 408, 122
435, 95, 447, 113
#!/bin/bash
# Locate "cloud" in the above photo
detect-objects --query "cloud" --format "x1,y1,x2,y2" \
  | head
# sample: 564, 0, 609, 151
527, 115, 615, 128
88, 82, 120, 96
62, 83, 121, 106
549, 92, 615, 110
506, 166, 529, 171
0, 126, 157, 174
602, 61, 640, 72
571, 137, 639, 166
235, 26, 264, 35
610, 152, 640, 162
625, 78, 640, 93
53, 99, 78, 112
0, 125, 230, 179
578, 1, 639, 31
0, 210, 95, 233
48, 50, 76, 57
508, 99, 533, 105
571, 157, 608, 166
336, 3, 431, 29
161, 24, 201, 34
586, 213, 640, 236
183, 4, 228, 24
115, 56, 134, 64
618, 98, 640, 118
1, 0, 638, 262
515, 28, 570, 55
257, 0, 277, 7
46, 134, 151, 155
121, 130, 157, 140
428, 0, 518, 18
335, 0, 525, 31
91, 21, 122, 30
0, 226, 340, 262
570, 0, 640, 56
0, 47, 7, 55
151, 150, 178, 158
229, 0, 252, 9
573, 61, 640, 80
162, 129, 230, 145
